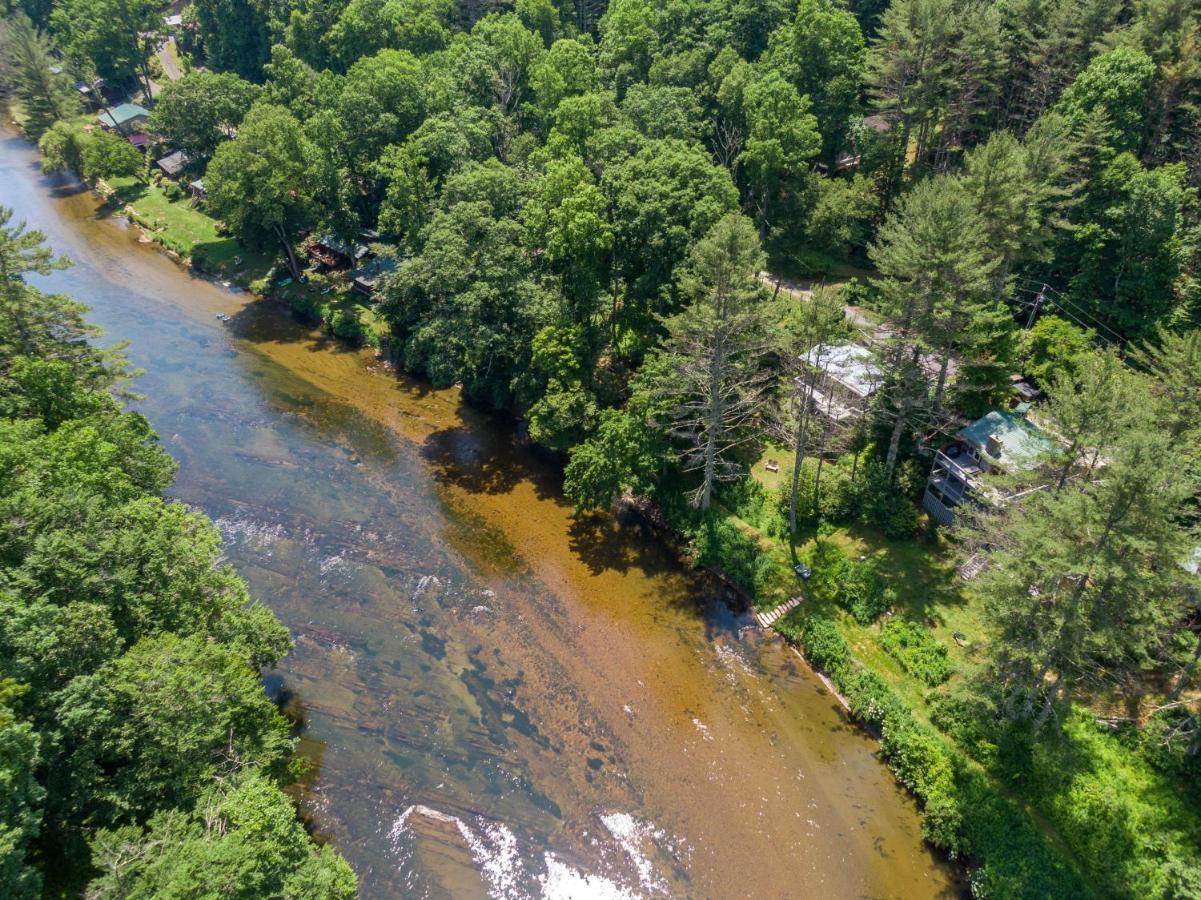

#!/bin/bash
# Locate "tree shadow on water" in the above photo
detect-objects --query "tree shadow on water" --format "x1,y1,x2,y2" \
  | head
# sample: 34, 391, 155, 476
566, 509, 681, 579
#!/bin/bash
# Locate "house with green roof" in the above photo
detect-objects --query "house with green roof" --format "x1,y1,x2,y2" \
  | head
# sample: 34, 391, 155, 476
922, 407, 1057, 527
97, 103, 149, 134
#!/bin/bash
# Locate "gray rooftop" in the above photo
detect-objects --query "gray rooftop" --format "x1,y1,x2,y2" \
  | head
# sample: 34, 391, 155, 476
809, 343, 882, 398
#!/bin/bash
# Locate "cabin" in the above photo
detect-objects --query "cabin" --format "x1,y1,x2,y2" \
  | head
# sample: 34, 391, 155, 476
126, 133, 150, 152
97, 103, 149, 135
802, 343, 882, 422
350, 256, 397, 299
155, 150, 188, 179
921, 407, 1055, 527
306, 234, 369, 271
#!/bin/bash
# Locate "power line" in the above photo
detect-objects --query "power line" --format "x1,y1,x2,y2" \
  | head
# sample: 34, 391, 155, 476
1009, 276, 1130, 346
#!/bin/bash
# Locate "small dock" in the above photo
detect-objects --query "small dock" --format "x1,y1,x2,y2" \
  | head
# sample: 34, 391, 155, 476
756, 596, 803, 628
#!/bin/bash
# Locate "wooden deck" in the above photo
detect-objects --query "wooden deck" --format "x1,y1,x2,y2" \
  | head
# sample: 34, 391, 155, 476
756, 595, 803, 628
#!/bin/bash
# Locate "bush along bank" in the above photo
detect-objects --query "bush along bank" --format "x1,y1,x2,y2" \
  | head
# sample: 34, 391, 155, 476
775, 612, 1093, 898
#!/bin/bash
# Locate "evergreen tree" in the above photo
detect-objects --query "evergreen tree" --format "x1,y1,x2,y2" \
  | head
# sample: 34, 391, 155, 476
868, 175, 1002, 475
2, 14, 79, 139
969, 417, 1193, 729
653, 213, 772, 509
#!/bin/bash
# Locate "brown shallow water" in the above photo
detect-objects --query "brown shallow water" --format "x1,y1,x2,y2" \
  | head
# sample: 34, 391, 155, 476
2, 132, 959, 898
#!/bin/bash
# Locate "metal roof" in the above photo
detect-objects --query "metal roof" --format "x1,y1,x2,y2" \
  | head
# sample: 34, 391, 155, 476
98, 103, 149, 128
956, 410, 1054, 471
809, 343, 882, 398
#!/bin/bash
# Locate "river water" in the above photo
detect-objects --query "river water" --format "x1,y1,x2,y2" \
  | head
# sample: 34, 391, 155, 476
1, 132, 958, 898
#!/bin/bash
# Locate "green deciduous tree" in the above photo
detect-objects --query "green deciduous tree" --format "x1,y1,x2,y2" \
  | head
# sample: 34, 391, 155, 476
57, 634, 293, 826
148, 72, 261, 161
597, 0, 658, 95
192, 0, 279, 81
324, 0, 453, 68
524, 324, 598, 451
205, 103, 323, 278
738, 69, 821, 238
379, 164, 556, 409
87, 774, 355, 899
79, 128, 143, 182
765, 0, 866, 158
530, 36, 598, 118
51, 0, 159, 97
523, 151, 613, 327
563, 357, 674, 510
1017, 315, 1095, 388
337, 49, 426, 175
0, 684, 41, 899
603, 138, 740, 332
1055, 46, 1156, 158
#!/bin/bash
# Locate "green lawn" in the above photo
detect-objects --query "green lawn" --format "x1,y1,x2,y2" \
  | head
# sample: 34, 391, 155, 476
744, 463, 1201, 894
106, 176, 274, 284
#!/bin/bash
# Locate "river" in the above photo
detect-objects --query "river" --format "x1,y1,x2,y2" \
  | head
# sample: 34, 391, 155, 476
1, 131, 958, 898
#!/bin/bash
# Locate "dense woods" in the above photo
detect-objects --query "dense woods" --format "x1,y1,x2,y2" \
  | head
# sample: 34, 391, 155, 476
0, 211, 355, 895
3, 0, 1201, 894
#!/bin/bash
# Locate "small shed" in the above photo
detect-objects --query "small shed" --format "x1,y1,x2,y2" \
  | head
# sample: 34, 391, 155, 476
189, 179, 206, 201
164, 13, 183, 25
155, 150, 188, 179
126, 133, 151, 152
97, 103, 149, 134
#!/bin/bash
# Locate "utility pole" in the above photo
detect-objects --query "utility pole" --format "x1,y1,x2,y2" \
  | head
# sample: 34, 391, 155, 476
1025, 284, 1046, 329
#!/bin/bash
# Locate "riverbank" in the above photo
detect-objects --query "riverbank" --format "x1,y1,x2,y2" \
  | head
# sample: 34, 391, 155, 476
727, 466, 1201, 898
9, 124, 1061, 893
3, 126, 959, 898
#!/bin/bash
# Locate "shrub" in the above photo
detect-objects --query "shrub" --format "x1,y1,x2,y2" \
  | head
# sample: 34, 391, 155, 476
840, 559, 893, 624
774, 608, 804, 643
162, 181, 186, 202
774, 613, 1089, 896
326, 306, 365, 343
929, 682, 1000, 765
881, 720, 962, 852
840, 276, 884, 311
691, 515, 760, 598
847, 460, 920, 538
880, 619, 952, 686
843, 668, 907, 731
799, 616, 849, 677
806, 539, 847, 603
286, 293, 322, 321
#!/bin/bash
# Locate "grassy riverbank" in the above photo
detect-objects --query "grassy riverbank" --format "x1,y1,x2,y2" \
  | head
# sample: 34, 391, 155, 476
98, 175, 388, 348
709, 464, 1201, 897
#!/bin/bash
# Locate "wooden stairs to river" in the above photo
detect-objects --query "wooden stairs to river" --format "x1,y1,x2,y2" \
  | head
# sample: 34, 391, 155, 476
756, 596, 803, 628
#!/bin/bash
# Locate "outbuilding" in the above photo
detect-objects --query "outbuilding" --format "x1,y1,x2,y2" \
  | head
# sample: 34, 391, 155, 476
97, 103, 149, 135
155, 150, 188, 179
802, 343, 883, 422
